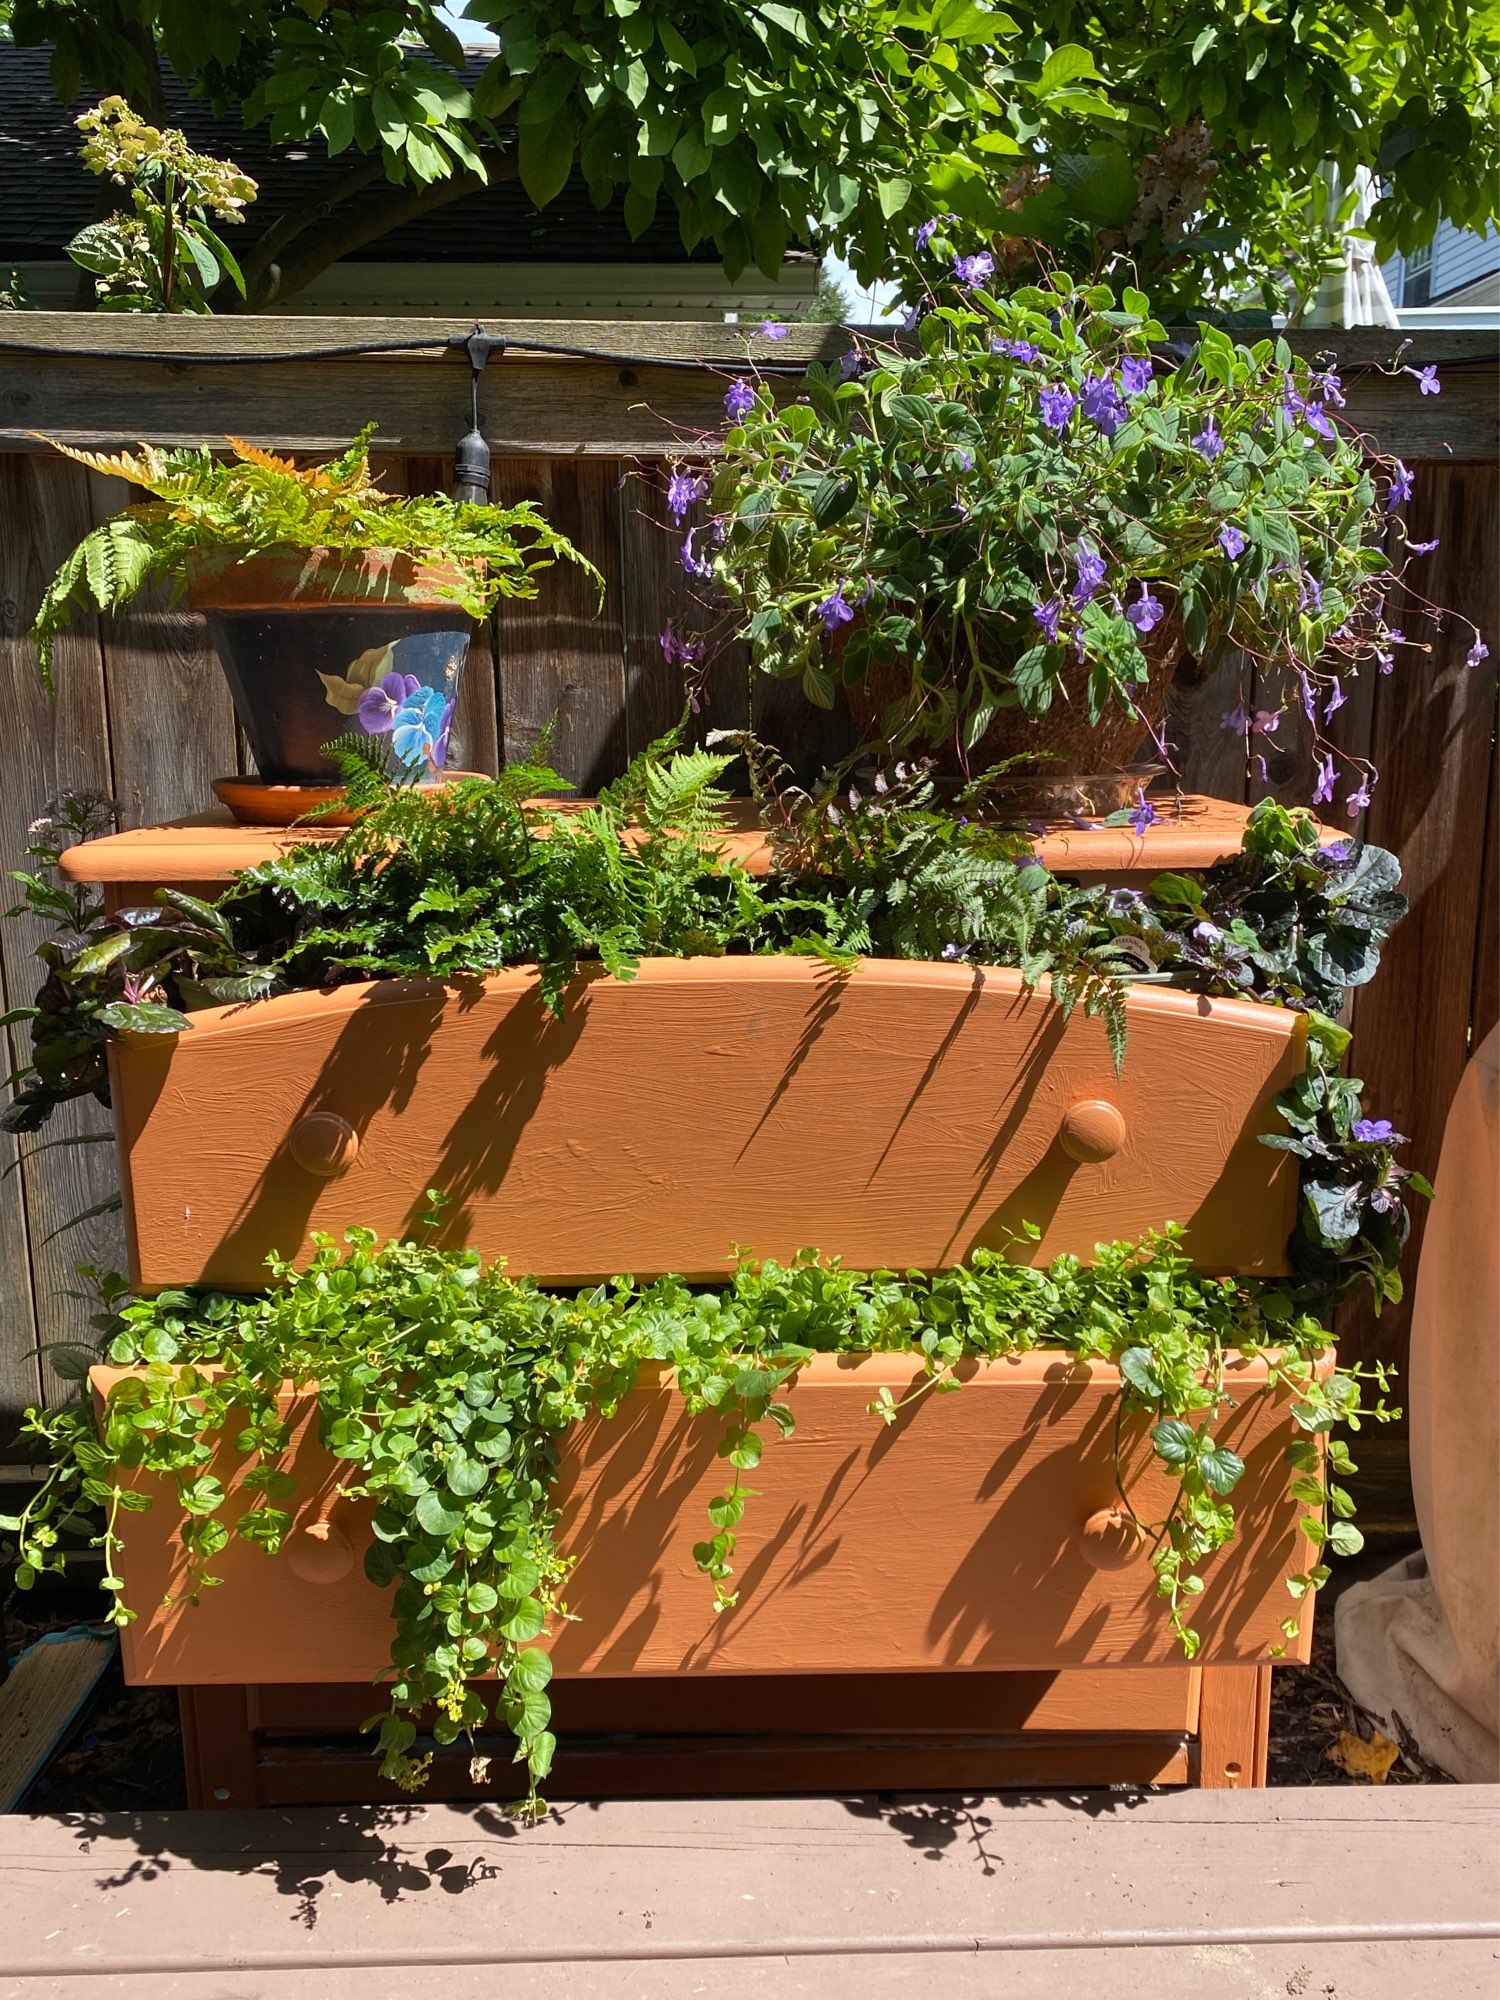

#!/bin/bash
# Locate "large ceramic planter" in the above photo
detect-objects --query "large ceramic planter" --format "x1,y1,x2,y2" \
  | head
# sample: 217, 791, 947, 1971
93, 1347, 1323, 1689
186, 548, 474, 792
105, 957, 1306, 1292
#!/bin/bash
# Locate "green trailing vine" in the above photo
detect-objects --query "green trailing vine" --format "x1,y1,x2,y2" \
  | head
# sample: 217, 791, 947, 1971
3, 746, 1415, 1299
6, 1222, 1395, 1810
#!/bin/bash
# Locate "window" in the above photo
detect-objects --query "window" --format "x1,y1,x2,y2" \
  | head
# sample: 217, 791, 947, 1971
1403, 240, 1433, 307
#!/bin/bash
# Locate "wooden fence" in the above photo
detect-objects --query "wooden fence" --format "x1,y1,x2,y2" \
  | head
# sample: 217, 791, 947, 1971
0, 317, 1494, 1531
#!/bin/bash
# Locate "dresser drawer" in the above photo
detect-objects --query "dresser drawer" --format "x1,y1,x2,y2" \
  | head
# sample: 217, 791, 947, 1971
97, 1351, 1321, 1688
109, 957, 1304, 1289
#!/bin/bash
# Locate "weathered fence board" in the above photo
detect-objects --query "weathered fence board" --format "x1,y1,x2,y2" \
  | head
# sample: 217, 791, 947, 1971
0, 324, 1492, 1535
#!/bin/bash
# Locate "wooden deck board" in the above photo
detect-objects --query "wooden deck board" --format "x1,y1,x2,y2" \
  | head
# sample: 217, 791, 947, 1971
0, 1787, 1494, 1994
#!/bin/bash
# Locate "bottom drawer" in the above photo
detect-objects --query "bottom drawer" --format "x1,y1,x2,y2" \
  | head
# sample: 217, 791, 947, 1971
97, 1352, 1321, 1686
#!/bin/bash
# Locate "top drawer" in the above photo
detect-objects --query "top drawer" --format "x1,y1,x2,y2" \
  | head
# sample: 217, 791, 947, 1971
108, 957, 1304, 1290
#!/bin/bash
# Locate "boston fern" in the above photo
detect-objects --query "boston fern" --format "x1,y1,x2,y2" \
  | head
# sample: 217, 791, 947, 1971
8, 1222, 1394, 1811
28, 425, 597, 687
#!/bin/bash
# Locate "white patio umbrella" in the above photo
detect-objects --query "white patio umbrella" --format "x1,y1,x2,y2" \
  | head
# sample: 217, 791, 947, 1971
1304, 163, 1399, 327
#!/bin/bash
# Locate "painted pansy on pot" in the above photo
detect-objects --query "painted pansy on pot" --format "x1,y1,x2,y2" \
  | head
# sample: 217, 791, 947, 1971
27, 425, 598, 810
319, 646, 458, 775
696, 276, 1480, 811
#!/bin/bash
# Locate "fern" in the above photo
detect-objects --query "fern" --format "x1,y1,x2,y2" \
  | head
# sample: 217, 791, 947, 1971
27, 428, 600, 686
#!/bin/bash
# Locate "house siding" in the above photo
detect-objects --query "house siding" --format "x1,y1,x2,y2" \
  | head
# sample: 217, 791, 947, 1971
1384, 219, 1500, 308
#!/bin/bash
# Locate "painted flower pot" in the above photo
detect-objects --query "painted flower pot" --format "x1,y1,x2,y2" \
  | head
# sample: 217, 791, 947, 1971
93, 1348, 1324, 1691
105, 958, 1306, 1293
186, 548, 474, 797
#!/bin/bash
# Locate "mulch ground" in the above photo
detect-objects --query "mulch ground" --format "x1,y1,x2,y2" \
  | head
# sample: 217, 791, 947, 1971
6, 1544, 1448, 1813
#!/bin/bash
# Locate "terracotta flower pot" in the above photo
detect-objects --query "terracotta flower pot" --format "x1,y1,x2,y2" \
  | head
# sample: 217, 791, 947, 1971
844, 616, 1187, 784
186, 548, 475, 795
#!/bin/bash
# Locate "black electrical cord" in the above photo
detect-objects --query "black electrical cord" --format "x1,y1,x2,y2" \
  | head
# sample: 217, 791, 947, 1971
0, 329, 817, 373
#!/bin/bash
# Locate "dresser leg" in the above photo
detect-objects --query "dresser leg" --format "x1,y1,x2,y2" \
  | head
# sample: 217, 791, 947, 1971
1195, 1665, 1272, 1787
180, 1687, 260, 1809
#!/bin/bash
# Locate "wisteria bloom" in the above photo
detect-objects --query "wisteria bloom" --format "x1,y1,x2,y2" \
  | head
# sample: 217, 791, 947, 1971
723, 378, 756, 422
1070, 545, 1107, 607
1313, 751, 1338, 806
666, 467, 707, 523
1468, 636, 1491, 669
1038, 383, 1077, 432
1218, 522, 1247, 560
757, 320, 788, 342
1409, 365, 1442, 396
1124, 585, 1164, 633
953, 251, 995, 289
817, 587, 855, 634
681, 527, 713, 579
993, 337, 1041, 363
1033, 598, 1063, 643
1192, 419, 1224, 459
1080, 371, 1128, 438
1130, 787, 1158, 836
1119, 355, 1153, 397
1386, 460, 1414, 512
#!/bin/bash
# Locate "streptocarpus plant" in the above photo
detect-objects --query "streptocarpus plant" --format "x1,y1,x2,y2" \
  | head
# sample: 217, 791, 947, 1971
686, 277, 1483, 801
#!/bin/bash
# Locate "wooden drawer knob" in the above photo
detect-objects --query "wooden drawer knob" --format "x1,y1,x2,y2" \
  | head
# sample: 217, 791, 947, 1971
1060, 1098, 1127, 1163
1079, 1506, 1147, 1571
286, 1518, 356, 1584
289, 1111, 359, 1177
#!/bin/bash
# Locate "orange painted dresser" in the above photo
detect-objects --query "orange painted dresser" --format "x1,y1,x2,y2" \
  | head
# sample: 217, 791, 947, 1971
63, 800, 1321, 1805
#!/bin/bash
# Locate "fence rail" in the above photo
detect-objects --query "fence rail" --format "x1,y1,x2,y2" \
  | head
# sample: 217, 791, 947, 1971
0, 319, 1494, 1533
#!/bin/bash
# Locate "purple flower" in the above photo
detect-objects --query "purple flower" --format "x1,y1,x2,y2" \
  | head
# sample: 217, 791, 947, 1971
993, 338, 1041, 363
1313, 751, 1337, 806
1070, 544, 1107, 607
1192, 920, 1224, 944
357, 670, 422, 736
1124, 585, 1164, 633
1353, 1117, 1406, 1144
1386, 460, 1414, 513
1252, 707, 1281, 738
1299, 573, 1324, 615
659, 618, 702, 669
953, 447, 974, 471
940, 942, 965, 961
681, 527, 713, 579
914, 217, 942, 252
1193, 419, 1224, 459
1119, 355, 1153, 396
953, 251, 995, 289
1467, 636, 1491, 669
1220, 701, 1250, 736
1346, 775, 1373, 816
817, 587, 855, 635
1408, 365, 1441, 396
1218, 522, 1247, 560
1407, 536, 1440, 555
838, 349, 869, 382
1303, 401, 1336, 441
666, 466, 707, 523
757, 320, 788, 342
1080, 371, 1128, 438
1130, 787, 1158, 836
1325, 678, 1347, 719
1038, 383, 1077, 432
1299, 672, 1318, 724
723, 377, 756, 422
1033, 598, 1063, 643
1313, 367, 1345, 408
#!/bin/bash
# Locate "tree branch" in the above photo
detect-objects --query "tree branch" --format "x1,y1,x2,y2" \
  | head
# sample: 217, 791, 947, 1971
238, 149, 518, 309
239, 156, 391, 306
